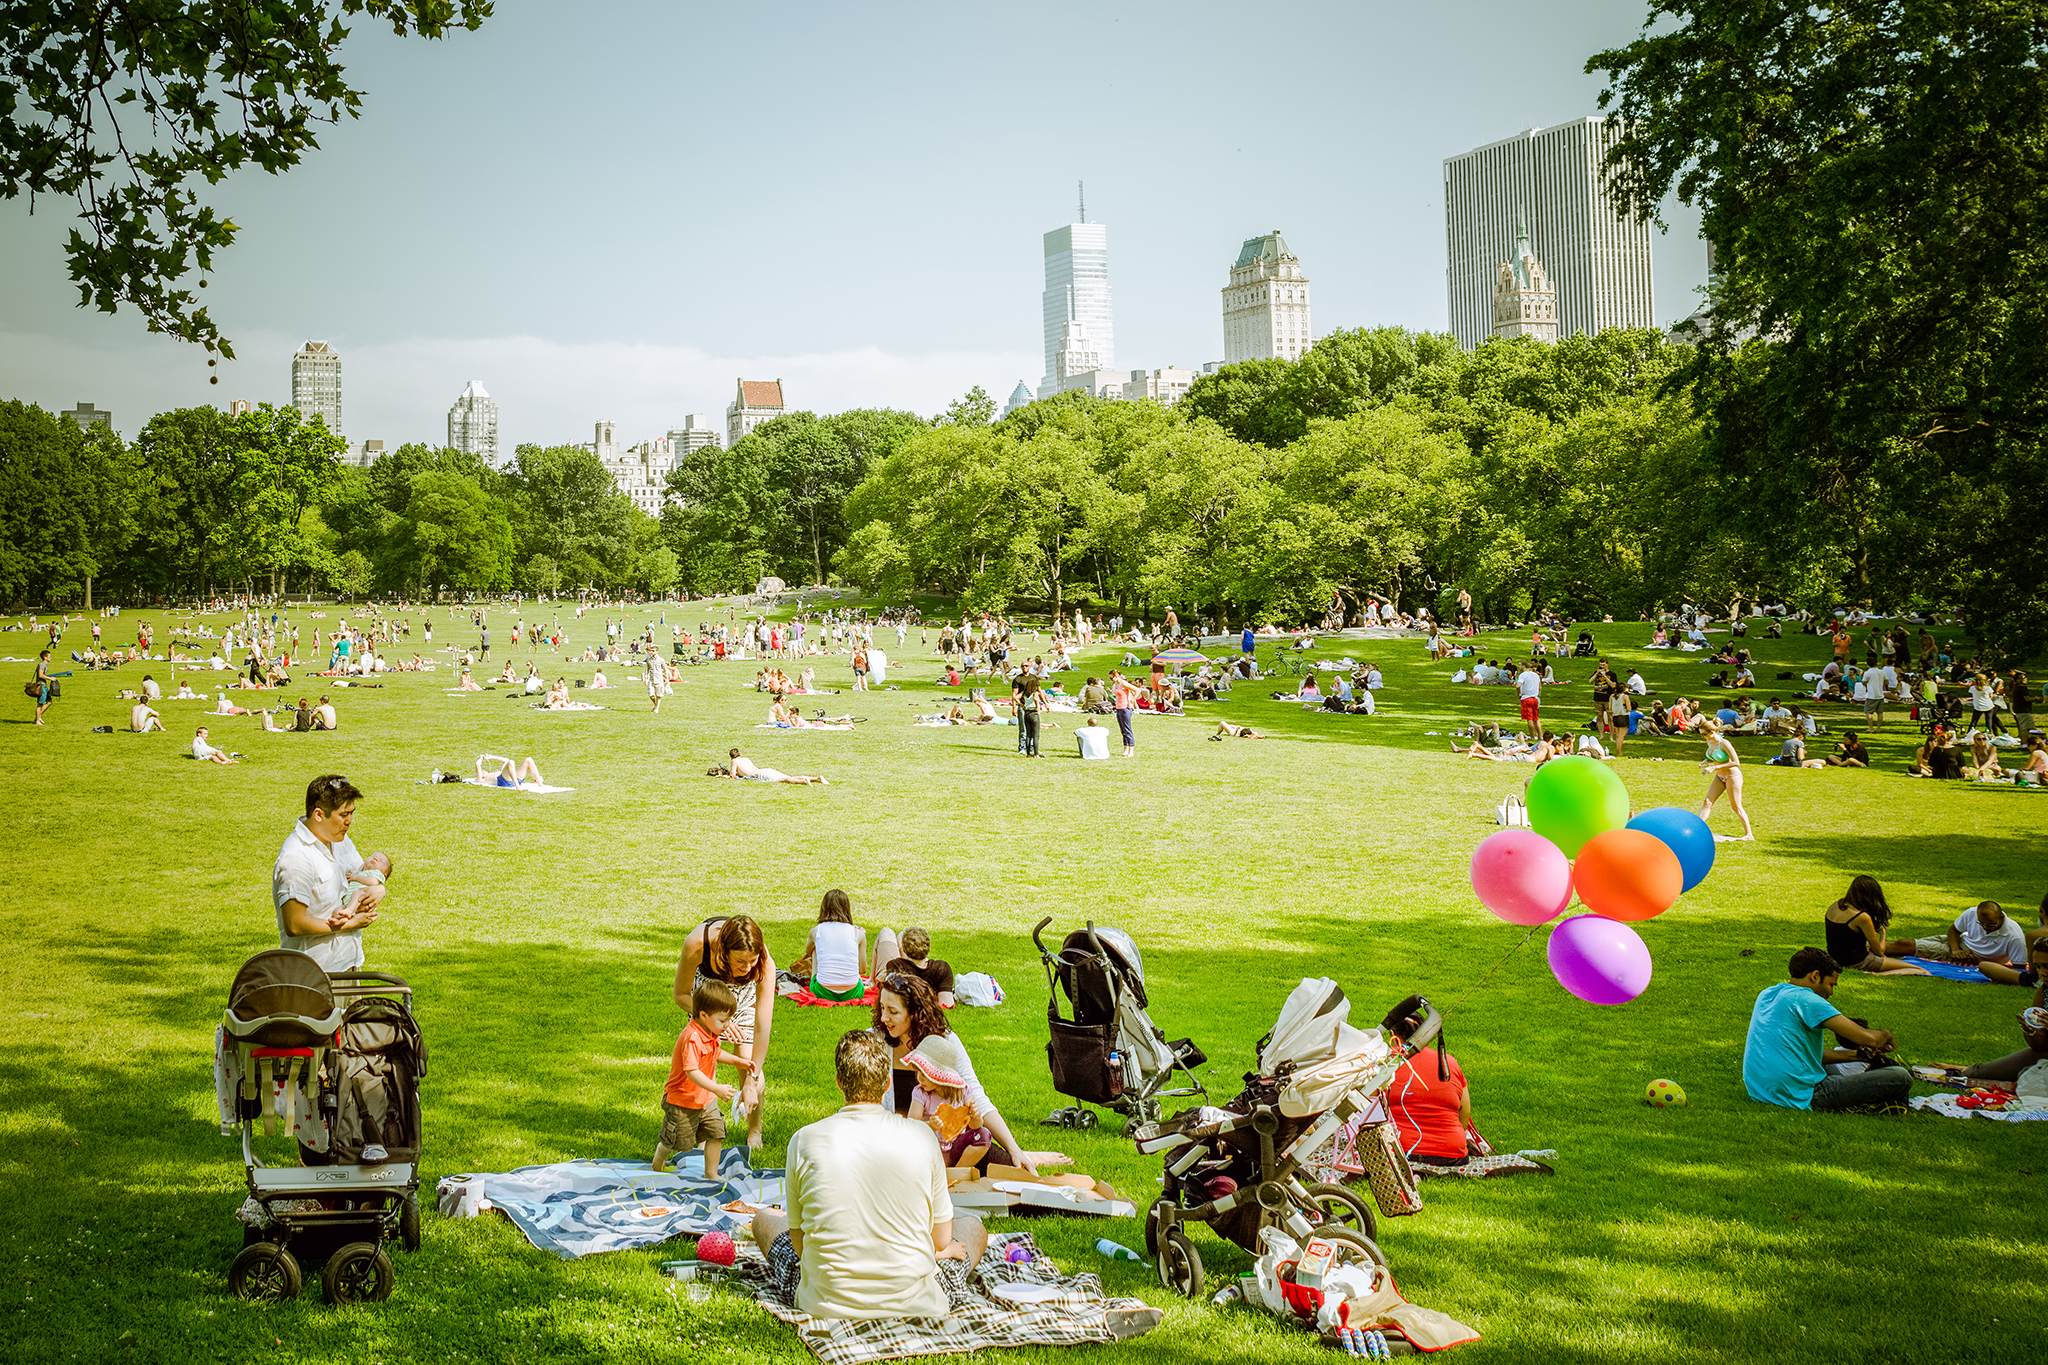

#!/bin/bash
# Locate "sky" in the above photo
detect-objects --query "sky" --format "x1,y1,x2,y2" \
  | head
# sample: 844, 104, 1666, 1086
0, 0, 1702, 449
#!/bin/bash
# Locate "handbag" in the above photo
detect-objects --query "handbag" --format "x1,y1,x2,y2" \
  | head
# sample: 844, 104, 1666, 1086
1495, 794, 1530, 828
1353, 1121, 1424, 1217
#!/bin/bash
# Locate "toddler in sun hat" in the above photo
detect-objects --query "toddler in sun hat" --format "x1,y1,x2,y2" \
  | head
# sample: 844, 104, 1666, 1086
905, 1051, 990, 1169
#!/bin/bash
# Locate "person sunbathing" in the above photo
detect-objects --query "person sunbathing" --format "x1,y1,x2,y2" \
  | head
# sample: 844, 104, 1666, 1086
1457, 732, 1558, 764
211, 691, 253, 717
724, 747, 828, 785
544, 678, 572, 708
497, 661, 518, 684
455, 667, 483, 692
1211, 722, 1264, 739
589, 669, 612, 689
476, 754, 547, 789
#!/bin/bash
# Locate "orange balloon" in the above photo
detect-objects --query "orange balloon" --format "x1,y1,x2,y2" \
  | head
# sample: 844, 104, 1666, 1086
1571, 829, 1683, 922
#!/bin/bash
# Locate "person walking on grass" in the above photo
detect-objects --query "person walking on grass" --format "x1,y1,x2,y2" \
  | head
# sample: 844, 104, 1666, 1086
31, 649, 68, 726
1698, 718, 1755, 840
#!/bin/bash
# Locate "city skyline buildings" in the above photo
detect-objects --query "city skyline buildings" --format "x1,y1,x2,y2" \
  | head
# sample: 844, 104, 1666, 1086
446, 379, 499, 462
1038, 197, 1113, 398
291, 341, 342, 435
1442, 116, 1656, 349
1221, 231, 1312, 364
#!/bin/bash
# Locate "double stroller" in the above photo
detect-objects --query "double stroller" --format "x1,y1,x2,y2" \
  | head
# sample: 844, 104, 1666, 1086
1034, 919, 1208, 1133
217, 950, 426, 1303
1132, 979, 1440, 1299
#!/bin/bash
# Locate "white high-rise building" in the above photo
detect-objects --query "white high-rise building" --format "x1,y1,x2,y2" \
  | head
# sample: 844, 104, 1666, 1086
1442, 116, 1655, 349
1221, 231, 1311, 364
291, 341, 341, 435
1038, 219, 1112, 398
667, 414, 719, 457
727, 379, 786, 447
446, 380, 498, 462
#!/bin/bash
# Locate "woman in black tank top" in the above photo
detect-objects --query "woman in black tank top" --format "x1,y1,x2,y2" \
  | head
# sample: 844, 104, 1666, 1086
1823, 876, 1915, 974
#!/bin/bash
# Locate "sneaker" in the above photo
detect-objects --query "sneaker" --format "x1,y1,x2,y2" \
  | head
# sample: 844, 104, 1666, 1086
360, 1144, 389, 1162
430, 769, 443, 783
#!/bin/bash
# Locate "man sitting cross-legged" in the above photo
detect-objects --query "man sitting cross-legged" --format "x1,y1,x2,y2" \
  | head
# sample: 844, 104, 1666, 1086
751, 1030, 1161, 1337
1743, 947, 1912, 1112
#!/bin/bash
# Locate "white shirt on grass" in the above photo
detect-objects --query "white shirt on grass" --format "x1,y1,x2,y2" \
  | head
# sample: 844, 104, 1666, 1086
272, 817, 366, 973
785, 1104, 951, 1320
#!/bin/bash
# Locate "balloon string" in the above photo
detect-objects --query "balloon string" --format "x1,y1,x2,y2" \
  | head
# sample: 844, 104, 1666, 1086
1440, 921, 1544, 1024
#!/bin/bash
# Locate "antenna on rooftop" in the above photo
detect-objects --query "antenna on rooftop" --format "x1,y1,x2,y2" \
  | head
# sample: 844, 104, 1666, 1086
1078, 180, 1085, 223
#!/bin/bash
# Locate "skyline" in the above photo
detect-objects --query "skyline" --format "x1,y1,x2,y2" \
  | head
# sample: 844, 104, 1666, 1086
0, 1, 1703, 446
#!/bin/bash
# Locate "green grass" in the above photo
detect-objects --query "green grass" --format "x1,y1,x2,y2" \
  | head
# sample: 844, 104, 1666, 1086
2, 601, 2045, 1365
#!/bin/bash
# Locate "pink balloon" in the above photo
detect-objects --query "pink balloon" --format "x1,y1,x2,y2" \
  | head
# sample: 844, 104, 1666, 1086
1470, 828, 1574, 926
1546, 914, 1653, 1005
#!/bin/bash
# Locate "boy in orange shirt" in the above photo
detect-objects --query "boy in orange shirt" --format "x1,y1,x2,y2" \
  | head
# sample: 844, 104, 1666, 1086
653, 980, 756, 1175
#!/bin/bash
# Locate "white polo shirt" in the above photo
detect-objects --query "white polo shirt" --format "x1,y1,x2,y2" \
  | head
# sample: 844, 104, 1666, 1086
785, 1104, 950, 1320
273, 817, 366, 972
1516, 669, 1541, 700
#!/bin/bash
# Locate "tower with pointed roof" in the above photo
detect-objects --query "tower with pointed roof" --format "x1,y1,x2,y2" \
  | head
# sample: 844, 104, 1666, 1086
1003, 381, 1035, 417
1492, 214, 1558, 342
447, 379, 499, 462
1221, 231, 1311, 364
727, 378, 787, 448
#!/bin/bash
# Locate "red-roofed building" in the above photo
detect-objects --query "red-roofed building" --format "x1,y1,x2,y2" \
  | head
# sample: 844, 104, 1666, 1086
727, 378, 786, 447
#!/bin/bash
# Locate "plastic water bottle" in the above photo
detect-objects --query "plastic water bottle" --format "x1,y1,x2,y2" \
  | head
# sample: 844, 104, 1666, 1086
1095, 1238, 1146, 1265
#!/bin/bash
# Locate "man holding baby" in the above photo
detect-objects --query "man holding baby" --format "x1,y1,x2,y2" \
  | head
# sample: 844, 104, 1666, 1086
272, 773, 395, 973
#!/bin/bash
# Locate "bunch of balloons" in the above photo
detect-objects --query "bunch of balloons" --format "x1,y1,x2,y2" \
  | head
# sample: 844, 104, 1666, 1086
1467, 756, 1716, 1005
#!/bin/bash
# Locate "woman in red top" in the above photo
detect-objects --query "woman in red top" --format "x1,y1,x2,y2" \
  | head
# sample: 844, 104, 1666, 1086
1384, 1014, 1475, 1163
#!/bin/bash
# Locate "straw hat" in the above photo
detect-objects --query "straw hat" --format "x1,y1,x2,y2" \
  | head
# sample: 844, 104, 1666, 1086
905, 1050, 966, 1089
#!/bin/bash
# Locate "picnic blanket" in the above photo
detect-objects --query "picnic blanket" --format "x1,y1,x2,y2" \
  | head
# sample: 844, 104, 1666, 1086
755, 723, 855, 731
1908, 1094, 2048, 1122
532, 701, 607, 711
734, 1232, 1146, 1365
783, 980, 879, 1007
1900, 957, 2000, 984
1413, 1150, 1557, 1178
453, 1151, 782, 1258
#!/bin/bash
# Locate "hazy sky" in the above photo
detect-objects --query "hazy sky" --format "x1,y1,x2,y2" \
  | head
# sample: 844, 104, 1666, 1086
0, 0, 1700, 448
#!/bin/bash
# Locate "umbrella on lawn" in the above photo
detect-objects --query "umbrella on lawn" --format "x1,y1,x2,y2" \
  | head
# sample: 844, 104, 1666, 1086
1150, 648, 1208, 664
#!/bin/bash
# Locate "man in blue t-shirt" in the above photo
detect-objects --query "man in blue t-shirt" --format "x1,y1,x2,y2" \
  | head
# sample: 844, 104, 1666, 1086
1743, 947, 1912, 1111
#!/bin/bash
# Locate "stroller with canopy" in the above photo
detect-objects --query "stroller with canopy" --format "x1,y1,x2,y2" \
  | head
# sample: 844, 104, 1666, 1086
216, 950, 426, 1304
1132, 979, 1440, 1299
1033, 918, 1207, 1133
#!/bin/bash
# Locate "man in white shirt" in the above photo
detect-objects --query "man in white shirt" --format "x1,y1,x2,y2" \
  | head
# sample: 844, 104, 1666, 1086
190, 726, 236, 762
1902, 902, 2033, 984
1516, 663, 1542, 734
1866, 663, 1894, 731
273, 774, 389, 973
1626, 668, 1648, 696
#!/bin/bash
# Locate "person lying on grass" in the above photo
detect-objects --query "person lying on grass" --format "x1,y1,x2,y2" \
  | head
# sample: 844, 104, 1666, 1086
476, 754, 548, 789
1743, 947, 1910, 1112
1893, 902, 2037, 985
724, 747, 828, 785
1456, 731, 1559, 764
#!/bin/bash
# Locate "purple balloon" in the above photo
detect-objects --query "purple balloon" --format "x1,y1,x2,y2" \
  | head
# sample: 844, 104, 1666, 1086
1546, 913, 1653, 1005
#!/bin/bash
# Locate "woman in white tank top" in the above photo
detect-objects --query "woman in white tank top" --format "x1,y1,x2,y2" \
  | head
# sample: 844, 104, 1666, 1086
802, 889, 868, 1000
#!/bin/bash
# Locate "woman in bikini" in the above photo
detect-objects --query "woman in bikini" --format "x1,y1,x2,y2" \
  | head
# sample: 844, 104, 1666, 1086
1698, 719, 1755, 840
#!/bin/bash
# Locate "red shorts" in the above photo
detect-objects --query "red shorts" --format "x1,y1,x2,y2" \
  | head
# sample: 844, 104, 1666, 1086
1519, 696, 1541, 729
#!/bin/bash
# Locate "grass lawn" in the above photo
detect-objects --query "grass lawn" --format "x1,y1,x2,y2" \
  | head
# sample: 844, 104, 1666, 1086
2, 601, 2044, 1365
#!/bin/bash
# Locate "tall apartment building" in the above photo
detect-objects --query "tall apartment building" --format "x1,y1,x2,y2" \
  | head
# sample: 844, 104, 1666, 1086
1221, 231, 1311, 364
727, 380, 786, 447
1442, 116, 1655, 349
588, 420, 671, 517
667, 414, 720, 457
1121, 367, 1198, 406
291, 341, 342, 434
63, 401, 112, 432
1038, 220, 1113, 398
447, 380, 499, 462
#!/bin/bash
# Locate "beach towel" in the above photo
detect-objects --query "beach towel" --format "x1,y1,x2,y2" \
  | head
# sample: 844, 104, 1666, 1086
456, 777, 576, 794
733, 1234, 1145, 1365
784, 980, 879, 1007
1900, 956, 2001, 983
450, 1150, 782, 1259
532, 701, 607, 711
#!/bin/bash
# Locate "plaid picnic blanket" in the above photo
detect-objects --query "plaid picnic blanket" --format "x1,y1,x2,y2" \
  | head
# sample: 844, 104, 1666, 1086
1413, 1150, 1557, 1178
732, 1233, 1149, 1365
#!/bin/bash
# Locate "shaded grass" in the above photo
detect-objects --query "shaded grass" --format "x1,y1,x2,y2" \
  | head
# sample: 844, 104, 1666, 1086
1, 603, 2045, 1364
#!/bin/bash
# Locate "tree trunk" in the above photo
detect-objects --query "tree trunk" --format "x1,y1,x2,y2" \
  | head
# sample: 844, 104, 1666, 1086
84, 575, 92, 611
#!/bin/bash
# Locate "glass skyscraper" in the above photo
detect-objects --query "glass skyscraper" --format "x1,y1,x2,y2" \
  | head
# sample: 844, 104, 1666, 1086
1039, 222, 1113, 397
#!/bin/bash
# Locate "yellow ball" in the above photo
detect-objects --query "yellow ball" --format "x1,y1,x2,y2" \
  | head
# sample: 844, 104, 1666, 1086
1645, 1078, 1686, 1108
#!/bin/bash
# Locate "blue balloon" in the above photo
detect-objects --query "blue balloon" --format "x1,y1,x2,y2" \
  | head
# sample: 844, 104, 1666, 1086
1626, 807, 1716, 892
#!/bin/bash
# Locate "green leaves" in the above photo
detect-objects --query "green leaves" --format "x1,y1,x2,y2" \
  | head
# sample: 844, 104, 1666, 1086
0, 1, 493, 353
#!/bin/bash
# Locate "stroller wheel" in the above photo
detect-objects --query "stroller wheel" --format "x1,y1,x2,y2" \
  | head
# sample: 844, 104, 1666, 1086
1157, 1226, 1205, 1299
1302, 1181, 1379, 1244
229, 1242, 301, 1303
398, 1193, 421, 1253
1078, 1109, 1098, 1130
322, 1242, 394, 1305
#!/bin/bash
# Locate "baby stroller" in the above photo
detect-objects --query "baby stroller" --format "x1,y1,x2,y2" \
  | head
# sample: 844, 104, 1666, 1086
217, 950, 426, 1304
1131, 980, 1440, 1299
1033, 918, 1207, 1133
1571, 632, 1597, 658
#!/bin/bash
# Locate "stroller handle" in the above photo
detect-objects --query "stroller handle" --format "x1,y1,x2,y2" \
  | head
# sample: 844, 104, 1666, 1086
1031, 917, 1054, 958
1404, 1004, 1444, 1053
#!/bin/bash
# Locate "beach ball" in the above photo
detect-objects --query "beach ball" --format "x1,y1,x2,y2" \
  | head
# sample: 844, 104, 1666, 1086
1470, 828, 1575, 925
1571, 829, 1683, 922
1525, 755, 1630, 858
1645, 1079, 1687, 1108
697, 1230, 737, 1266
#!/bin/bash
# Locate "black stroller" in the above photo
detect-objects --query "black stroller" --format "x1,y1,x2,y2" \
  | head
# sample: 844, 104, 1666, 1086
1033, 918, 1206, 1134
219, 951, 427, 1304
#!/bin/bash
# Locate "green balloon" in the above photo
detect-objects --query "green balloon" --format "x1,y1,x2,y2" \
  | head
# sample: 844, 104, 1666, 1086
1525, 755, 1630, 858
